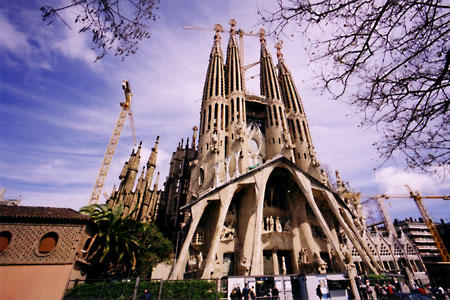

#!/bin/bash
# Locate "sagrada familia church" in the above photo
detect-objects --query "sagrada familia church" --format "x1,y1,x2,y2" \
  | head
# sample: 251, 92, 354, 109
105, 20, 428, 293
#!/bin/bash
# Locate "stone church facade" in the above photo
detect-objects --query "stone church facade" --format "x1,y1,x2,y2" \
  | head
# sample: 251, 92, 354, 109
161, 22, 384, 288
106, 20, 428, 290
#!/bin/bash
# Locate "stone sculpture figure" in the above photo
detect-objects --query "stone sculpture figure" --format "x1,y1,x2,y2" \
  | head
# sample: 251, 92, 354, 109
240, 255, 250, 275
275, 217, 282, 232
313, 253, 327, 274
220, 221, 235, 240
269, 216, 274, 232
299, 248, 309, 264
211, 130, 219, 153
197, 252, 204, 269
188, 255, 197, 271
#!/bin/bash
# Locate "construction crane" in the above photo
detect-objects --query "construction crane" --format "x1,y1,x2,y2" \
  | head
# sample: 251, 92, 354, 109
88, 80, 136, 205
362, 186, 450, 262
404, 185, 450, 262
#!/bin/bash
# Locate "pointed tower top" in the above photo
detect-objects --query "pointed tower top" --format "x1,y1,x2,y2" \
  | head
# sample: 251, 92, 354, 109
135, 141, 142, 156
225, 20, 244, 95
202, 24, 225, 101
192, 126, 198, 148
258, 28, 266, 45
213, 24, 223, 42
128, 142, 141, 172
229, 19, 237, 35
275, 41, 284, 61
147, 136, 159, 168
259, 29, 281, 100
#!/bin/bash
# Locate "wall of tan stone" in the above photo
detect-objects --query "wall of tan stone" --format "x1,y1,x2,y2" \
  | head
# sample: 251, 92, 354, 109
0, 264, 72, 300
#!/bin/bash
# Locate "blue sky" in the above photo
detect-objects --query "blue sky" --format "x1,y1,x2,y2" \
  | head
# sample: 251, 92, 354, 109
1, 0, 449, 222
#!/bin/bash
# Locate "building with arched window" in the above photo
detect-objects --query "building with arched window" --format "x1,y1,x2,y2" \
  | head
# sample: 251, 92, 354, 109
0, 206, 92, 300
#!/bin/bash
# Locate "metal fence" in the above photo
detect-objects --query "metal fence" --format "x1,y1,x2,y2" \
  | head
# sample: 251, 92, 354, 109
64, 277, 227, 300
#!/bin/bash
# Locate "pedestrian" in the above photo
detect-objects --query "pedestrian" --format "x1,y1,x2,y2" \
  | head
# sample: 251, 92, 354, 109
243, 283, 250, 300
230, 288, 239, 300
435, 286, 445, 300
347, 286, 355, 300
141, 289, 151, 300
387, 284, 394, 295
236, 286, 242, 300
249, 286, 256, 300
316, 284, 323, 300
272, 285, 279, 300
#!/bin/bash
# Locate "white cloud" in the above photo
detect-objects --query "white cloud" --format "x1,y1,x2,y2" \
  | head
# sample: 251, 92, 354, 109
51, 7, 98, 65
0, 12, 30, 53
373, 166, 450, 195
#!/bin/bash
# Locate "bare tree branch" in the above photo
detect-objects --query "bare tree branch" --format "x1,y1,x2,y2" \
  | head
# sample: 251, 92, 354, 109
41, 0, 160, 61
262, 0, 450, 171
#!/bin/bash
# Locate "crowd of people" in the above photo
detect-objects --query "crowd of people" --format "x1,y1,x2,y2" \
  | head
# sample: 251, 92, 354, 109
352, 274, 448, 300
230, 283, 280, 300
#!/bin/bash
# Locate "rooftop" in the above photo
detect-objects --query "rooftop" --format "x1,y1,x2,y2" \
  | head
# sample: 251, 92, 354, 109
0, 206, 90, 223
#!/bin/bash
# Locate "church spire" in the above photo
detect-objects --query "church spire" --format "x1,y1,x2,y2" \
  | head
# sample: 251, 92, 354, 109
201, 24, 225, 102
148, 172, 160, 222
276, 42, 319, 173
145, 136, 159, 186
225, 19, 243, 96
259, 29, 281, 101
259, 30, 293, 161
190, 24, 228, 199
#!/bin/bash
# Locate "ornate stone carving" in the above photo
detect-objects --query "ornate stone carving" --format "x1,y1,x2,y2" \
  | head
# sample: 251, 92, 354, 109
211, 130, 219, 153
313, 253, 328, 274
220, 221, 235, 241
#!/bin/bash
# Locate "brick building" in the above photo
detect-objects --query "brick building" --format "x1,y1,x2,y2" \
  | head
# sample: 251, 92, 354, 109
0, 206, 92, 300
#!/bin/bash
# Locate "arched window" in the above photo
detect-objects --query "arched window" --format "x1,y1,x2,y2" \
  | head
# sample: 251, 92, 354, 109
192, 230, 204, 245
199, 168, 205, 185
0, 231, 12, 253
38, 232, 58, 254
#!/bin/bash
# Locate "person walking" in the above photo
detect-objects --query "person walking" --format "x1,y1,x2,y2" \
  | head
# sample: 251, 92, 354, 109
272, 285, 279, 300
243, 283, 250, 300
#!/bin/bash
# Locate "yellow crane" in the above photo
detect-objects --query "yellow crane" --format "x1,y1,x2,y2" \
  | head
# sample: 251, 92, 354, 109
404, 185, 450, 262
88, 80, 136, 205
362, 186, 450, 262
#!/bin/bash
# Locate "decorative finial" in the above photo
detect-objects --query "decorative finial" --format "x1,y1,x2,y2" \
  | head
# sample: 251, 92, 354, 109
192, 126, 198, 148
258, 28, 266, 45
275, 41, 284, 61
229, 19, 237, 35
213, 24, 223, 42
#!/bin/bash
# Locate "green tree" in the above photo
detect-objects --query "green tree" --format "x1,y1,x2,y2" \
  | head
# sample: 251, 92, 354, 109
80, 204, 172, 279
135, 222, 173, 278
262, 0, 450, 171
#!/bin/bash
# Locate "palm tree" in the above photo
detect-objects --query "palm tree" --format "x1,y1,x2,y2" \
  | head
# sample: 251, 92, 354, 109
81, 204, 142, 278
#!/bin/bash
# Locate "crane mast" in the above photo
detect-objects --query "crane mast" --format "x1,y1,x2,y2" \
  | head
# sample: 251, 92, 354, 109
88, 80, 136, 205
362, 188, 450, 262
405, 185, 450, 262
